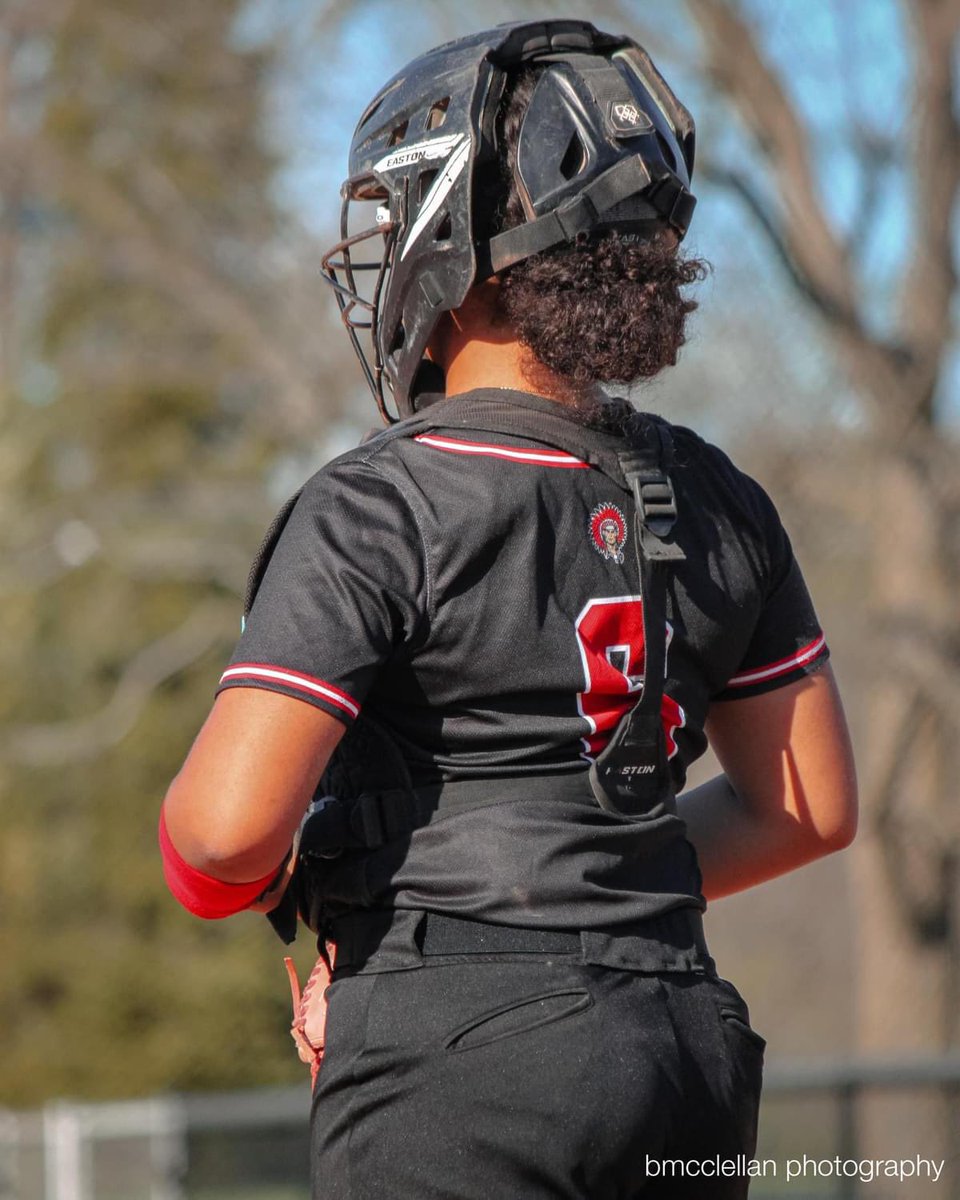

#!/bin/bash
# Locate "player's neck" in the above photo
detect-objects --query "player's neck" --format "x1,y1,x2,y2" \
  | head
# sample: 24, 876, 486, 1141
430, 283, 580, 408
443, 337, 575, 406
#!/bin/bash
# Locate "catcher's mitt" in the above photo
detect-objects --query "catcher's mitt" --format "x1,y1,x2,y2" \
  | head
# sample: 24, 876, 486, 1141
283, 943, 336, 1086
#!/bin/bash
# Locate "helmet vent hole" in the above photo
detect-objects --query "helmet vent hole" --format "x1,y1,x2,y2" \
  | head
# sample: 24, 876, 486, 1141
426, 97, 450, 130
559, 132, 586, 181
358, 97, 384, 130
435, 213, 452, 241
418, 169, 439, 203
388, 119, 409, 146
655, 131, 677, 173
390, 322, 406, 353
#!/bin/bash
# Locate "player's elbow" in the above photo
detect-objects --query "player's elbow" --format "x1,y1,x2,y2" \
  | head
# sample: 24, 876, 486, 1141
804, 775, 859, 857
820, 797, 858, 852
161, 775, 249, 879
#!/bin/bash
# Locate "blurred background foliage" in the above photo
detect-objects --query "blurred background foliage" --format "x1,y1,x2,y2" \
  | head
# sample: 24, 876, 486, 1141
0, 1, 957, 1155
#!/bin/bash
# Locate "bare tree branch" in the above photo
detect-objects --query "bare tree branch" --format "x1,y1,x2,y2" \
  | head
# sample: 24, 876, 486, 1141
887, 628, 960, 725
1, 0, 75, 40
23, 137, 322, 433
4, 601, 230, 767
697, 157, 911, 421
688, 0, 858, 316
690, 0, 960, 439
698, 161, 859, 332
310, 0, 361, 41
896, 0, 960, 418
0, 529, 251, 595
0, 26, 20, 403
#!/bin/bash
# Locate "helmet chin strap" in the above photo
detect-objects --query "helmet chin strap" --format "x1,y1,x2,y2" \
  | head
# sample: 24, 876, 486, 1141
409, 360, 447, 410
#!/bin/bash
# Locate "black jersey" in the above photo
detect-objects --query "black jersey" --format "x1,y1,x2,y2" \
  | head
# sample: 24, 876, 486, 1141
218, 390, 828, 929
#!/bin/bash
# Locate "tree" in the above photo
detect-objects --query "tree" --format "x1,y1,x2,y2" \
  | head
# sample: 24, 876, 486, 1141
0, 0, 349, 1103
652, 0, 960, 1180
685, 0, 960, 1168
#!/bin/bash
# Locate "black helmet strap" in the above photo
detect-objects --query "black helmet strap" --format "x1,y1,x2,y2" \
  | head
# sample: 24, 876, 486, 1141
476, 154, 695, 280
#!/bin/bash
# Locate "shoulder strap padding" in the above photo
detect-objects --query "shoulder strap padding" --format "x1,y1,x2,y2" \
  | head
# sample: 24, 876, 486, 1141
590, 418, 686, 822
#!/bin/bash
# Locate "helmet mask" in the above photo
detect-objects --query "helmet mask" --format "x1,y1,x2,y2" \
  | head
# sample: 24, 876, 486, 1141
321, 21, 696, 423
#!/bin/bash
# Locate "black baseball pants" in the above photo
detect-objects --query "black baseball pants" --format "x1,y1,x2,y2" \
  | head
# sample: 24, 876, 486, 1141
309, 951, 764, 1198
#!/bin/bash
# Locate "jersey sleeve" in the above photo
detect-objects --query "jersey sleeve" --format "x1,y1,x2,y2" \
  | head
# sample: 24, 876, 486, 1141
216, 458, 427, 726
712, 473, 829, 701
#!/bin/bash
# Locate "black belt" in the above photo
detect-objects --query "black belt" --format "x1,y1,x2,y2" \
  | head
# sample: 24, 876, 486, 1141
329, 906, 714, 976
419, 912, 581, 956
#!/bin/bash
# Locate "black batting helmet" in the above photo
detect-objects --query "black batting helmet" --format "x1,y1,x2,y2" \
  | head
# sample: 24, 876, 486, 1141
321, 20, 696, 423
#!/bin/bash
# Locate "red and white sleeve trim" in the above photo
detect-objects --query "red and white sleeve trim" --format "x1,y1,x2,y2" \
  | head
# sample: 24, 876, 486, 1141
218, 663, 360, 719
414, 433, 589, 468
725, 633, 827, 689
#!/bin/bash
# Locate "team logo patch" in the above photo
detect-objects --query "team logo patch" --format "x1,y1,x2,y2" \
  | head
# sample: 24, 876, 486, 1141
589, 504, 628, 564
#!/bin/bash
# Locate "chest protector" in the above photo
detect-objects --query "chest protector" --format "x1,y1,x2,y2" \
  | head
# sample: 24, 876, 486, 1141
242, 402, 685, 943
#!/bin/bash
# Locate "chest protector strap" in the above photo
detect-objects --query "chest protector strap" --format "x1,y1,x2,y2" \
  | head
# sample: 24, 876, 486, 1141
418, 400, 688, 820
589, 421, 686, 820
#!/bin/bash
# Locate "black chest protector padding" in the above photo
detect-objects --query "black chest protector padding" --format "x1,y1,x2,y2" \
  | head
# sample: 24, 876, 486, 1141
247, 405, 685, 942
400, 401, 687, 821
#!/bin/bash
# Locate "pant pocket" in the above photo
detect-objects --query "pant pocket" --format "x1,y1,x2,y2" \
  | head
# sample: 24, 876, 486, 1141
710, 977, 764, 1161
713, 976, 766, 1055
443, 988, 593, 1053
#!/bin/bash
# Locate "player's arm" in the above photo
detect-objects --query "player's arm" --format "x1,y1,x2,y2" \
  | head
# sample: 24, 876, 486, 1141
676, 663, 857, 900
160, 689, 345, 916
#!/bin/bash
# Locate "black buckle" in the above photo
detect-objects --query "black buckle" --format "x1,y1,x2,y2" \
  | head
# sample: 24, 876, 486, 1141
556, 193, 597, 240
637, 474, 678, 538
299, 796, 348, 860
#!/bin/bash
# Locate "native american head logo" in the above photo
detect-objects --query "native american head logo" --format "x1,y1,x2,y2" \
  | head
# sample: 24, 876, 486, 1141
589, 504, 627, 564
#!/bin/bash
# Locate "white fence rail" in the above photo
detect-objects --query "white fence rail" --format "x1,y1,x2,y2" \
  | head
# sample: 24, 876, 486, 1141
0, 1086, 312, 1200
2, 1059, 959, 1200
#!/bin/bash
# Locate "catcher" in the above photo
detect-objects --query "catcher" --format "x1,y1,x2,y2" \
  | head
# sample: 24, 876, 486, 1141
161, 20, 857, 1199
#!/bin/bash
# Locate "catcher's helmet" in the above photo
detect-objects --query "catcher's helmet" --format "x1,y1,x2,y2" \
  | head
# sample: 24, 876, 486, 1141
322, 20, 696, 423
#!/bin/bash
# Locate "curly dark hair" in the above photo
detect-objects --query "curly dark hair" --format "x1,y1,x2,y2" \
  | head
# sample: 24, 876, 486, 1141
490, 70, 708, 389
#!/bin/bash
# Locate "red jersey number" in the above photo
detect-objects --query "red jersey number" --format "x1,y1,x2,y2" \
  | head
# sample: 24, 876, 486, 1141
575, 596, 685, 761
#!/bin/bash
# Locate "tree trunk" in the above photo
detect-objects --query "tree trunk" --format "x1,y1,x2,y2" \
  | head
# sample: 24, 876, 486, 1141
852, 450, 959, 1195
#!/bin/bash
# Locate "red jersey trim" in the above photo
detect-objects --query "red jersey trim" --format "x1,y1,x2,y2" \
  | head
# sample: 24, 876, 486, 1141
219, 663, 360, 719
725, 633, 827, 689
414, 433, 589, 468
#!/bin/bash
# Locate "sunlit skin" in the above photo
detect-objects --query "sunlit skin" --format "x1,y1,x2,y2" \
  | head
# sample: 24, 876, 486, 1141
163, 279, 858, 904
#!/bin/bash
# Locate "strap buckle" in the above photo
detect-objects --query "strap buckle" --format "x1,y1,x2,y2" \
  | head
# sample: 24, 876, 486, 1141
637, 474, 678, 538
624, 465, 685, 562
555, 193, 597, 240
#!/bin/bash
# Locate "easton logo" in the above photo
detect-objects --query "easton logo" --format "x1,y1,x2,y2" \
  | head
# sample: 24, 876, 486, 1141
374, 133, 464, 174
589, 503, 628, 564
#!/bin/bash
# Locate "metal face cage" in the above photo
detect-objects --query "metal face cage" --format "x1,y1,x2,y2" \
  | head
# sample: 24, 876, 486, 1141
321, 177, 402, 425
